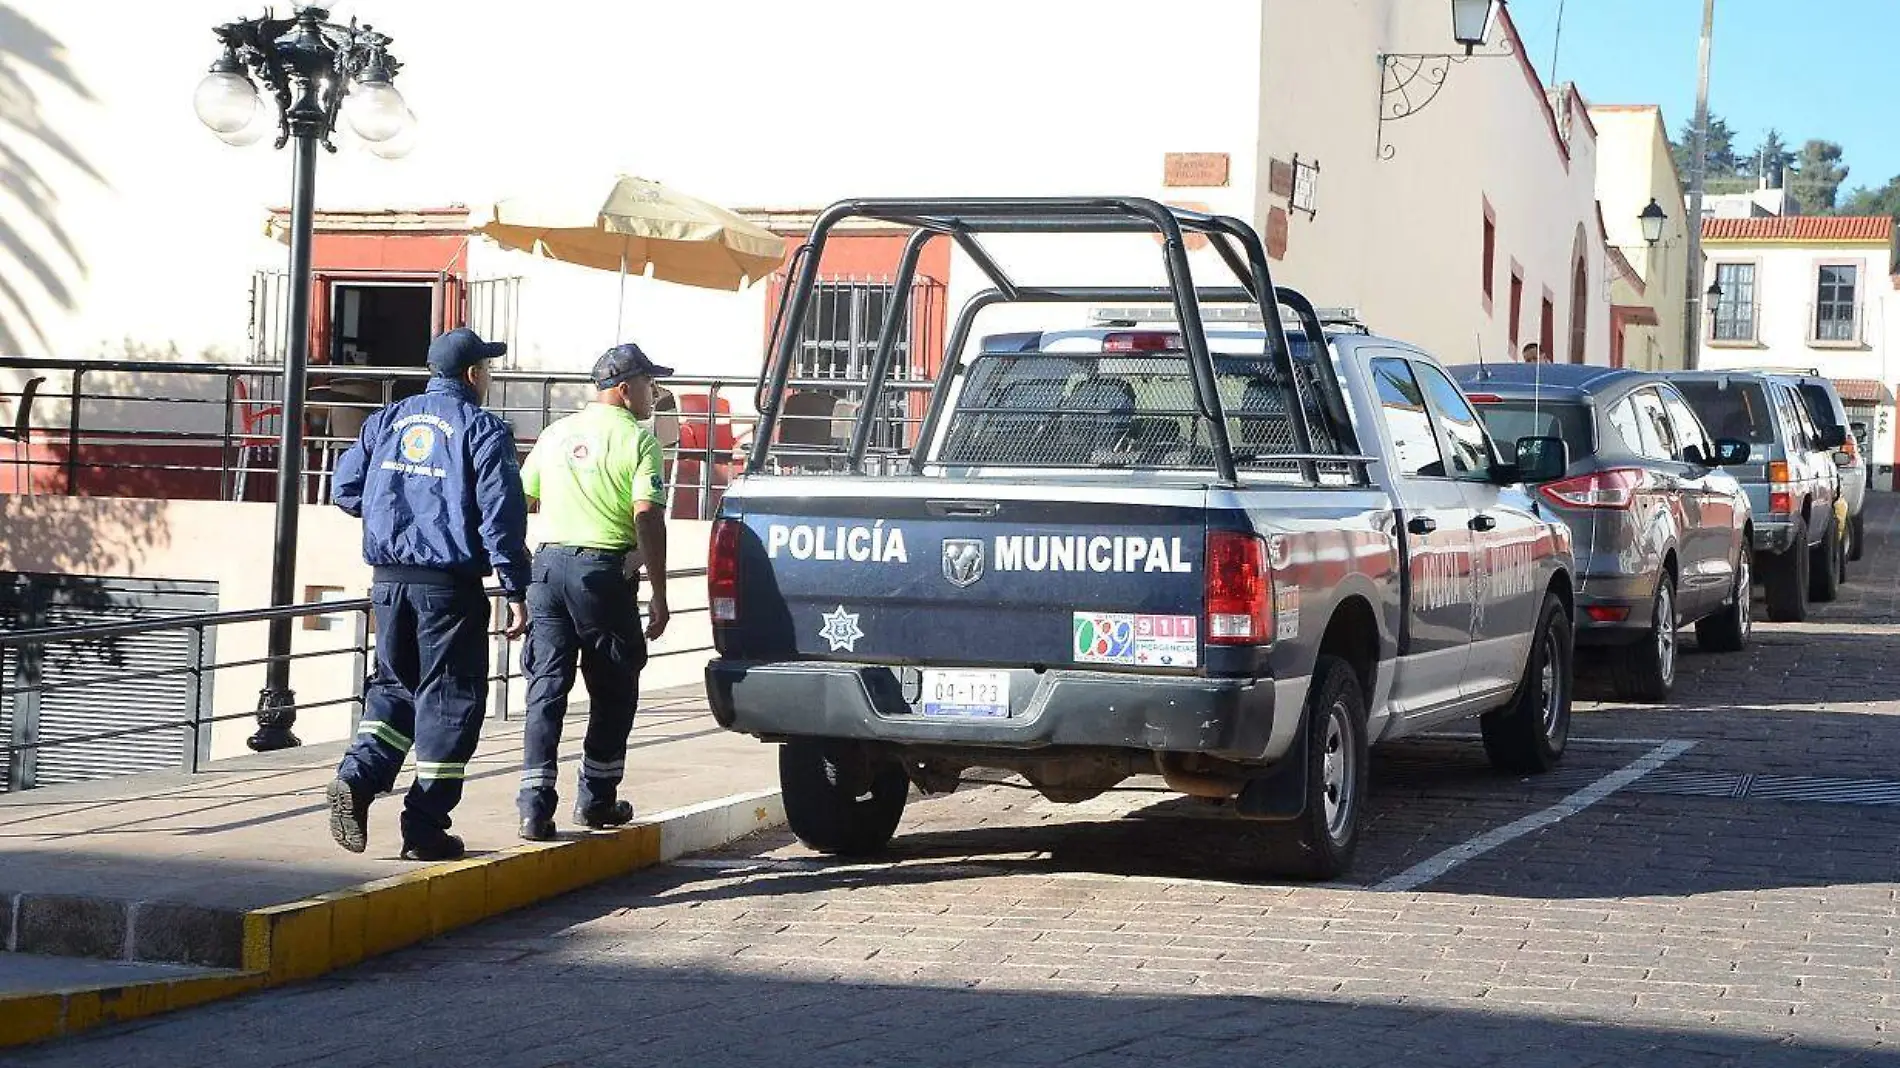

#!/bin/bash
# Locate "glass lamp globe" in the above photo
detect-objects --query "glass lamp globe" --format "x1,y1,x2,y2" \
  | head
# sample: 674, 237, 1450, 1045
344, 79, 409, 142
194, 70, 259, 134
1449, 0, 1498, 51
367, 110, 418, 159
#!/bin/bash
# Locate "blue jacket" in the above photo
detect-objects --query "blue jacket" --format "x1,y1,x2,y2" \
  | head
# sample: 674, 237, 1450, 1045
332, 377, 531, 599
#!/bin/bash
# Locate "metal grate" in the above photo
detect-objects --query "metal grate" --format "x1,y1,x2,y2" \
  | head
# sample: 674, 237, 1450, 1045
935, 351, 1330, 471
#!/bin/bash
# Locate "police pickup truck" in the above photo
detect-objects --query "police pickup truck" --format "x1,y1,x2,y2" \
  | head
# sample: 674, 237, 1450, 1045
705, 198, 1576, 879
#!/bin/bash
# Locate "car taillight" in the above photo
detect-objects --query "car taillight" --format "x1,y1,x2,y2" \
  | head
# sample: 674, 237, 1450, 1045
1843, 435, 1861, 461
1102, 331, 1180, 353
1768, 461, 1793, 514
708, 519, 742, 623
1538, 468, 1643, 510
1205, 530, 1273, 645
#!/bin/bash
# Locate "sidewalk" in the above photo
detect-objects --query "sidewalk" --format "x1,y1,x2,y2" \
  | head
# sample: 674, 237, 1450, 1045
0, 685, 782, 1046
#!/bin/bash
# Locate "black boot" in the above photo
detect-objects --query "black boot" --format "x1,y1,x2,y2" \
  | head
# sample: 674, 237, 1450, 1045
399, 833, 465, 862
574, 800, 634, 829
327, 778, 371, 854
519, 816, 556, 841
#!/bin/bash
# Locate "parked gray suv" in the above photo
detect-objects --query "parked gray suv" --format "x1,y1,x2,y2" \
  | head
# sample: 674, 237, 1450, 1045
1782, 374, 1867, 565
1455, 364, 1753, 701
1673, 370, 1846, 622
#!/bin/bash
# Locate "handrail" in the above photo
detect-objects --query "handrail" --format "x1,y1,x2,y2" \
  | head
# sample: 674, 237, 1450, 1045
0, 567, 708, 648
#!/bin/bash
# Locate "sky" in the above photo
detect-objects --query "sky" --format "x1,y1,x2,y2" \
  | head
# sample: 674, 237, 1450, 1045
1507, 0, 1900, 199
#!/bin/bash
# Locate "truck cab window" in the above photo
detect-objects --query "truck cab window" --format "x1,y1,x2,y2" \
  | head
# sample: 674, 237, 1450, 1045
1370, 358, 1446, 478
1413, 363, 1493, 480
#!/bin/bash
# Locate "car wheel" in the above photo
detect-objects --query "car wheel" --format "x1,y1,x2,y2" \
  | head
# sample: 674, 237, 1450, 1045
1612, 574, 1676, 701
779, 738, 909, 856
1263, 655, 1368, 881
1849, 510, 1866, 562
1809, 513, 1841, 603
1763, 522, 1808, 622
1694, 550, 1751, 653
1482, 591, 1572, 775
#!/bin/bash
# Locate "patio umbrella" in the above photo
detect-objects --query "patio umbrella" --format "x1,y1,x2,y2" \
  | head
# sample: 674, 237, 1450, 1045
467, 174, 787, 339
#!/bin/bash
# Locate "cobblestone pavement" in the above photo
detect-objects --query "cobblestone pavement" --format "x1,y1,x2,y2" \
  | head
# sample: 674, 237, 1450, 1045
10, 500, 1900, 1067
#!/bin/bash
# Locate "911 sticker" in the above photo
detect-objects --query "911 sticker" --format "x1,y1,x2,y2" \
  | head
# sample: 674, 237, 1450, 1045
1072, 613, 1199, 668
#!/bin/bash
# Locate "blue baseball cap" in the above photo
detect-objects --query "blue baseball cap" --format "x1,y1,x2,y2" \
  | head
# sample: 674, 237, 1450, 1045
592, 342, 673, 388
427, 327, 507, 377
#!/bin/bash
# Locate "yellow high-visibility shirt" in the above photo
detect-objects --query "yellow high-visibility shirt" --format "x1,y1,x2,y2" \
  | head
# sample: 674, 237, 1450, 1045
522, 403, 665, 550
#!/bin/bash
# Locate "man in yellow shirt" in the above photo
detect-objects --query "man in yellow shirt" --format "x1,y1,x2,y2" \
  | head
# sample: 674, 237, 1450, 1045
516, 343, 672, 840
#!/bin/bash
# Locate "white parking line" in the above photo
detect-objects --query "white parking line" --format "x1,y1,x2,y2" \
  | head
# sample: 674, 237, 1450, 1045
1417, 732, 1678, 746
1371, 739, 1696, 893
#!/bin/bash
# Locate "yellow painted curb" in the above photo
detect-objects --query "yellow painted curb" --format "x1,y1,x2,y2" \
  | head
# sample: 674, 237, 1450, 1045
2, 813, 702, 1049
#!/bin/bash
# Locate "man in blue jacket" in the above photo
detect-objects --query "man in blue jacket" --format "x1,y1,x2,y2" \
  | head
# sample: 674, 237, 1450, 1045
325, 327, 530, 861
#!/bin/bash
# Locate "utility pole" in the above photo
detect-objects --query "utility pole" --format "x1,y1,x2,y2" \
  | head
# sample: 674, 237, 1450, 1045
1682, 0, 1715, 371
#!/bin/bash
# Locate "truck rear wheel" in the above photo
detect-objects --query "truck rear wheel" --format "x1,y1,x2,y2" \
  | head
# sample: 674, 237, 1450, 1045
779, 739, 909, 856
1482, 591, 1572, 775
1763, 522, 1808, 622
1809, 515, 1841, 603
1262, 655, 1368, 881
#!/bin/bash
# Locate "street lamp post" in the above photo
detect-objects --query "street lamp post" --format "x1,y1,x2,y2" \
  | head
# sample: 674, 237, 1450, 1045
1683, 0, 1716, 371
194, 7, 416, 752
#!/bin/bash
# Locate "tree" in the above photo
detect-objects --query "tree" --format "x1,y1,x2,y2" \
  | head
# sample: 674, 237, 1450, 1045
1742, 129, 1796, 186
1838, 175, 1900, 218
1790, 140, 1850, 213
1670, 114, 1739, 182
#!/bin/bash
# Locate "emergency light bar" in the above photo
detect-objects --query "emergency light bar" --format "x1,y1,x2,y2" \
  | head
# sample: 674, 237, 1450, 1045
1088, 304, 1365, 327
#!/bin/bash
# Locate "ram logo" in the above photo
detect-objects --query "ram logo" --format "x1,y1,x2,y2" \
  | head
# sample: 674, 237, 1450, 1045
941, 539, 985, 588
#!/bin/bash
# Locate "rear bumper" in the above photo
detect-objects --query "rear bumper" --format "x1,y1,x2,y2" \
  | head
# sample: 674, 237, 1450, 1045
706, 660, 1278, 762
1753, 519, 1799, 555
1575, 576, 1656, 646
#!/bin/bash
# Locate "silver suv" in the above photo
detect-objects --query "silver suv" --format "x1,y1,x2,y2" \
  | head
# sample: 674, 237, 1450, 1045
1455, 364, 1754, 701
1672, 371, 1845, 622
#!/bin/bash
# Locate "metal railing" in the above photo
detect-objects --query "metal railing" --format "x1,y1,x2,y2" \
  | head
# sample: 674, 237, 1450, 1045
0, 359, 932, 517
0, 568, 706, 793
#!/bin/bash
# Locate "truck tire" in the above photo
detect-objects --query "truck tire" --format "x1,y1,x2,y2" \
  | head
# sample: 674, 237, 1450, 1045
1262, 655, 1368, 882
1809, 515, 1841, 603
1482, 591, 1572, 775
1694, 551, 1751, 653
779, 739, 909, 856
1611, 574, 1676, 702
1849, 510, 1865, 562
1763, 522, 1808, 622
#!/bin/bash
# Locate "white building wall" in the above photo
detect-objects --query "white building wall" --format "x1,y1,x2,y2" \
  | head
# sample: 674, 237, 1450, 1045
1698, 240, 1900, 474
9, 0, 1265, 377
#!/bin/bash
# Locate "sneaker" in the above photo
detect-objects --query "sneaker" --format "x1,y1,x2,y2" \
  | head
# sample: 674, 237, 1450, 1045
399, 834, 465, 862
519, 816, 556, 842
327, 778, 370, 854
573, 800, 634, 829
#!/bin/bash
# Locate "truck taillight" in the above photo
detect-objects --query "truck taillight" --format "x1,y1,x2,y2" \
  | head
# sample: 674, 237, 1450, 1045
1205, 531, 1273, 645
1768, 461, 1793, 514
1842, 435, 1861, 461
708, 519, 742, 623
1538, 468, 1642, 510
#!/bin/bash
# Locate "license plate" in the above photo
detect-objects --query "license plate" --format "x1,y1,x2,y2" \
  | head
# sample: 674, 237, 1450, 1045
919, 670, 1012, 718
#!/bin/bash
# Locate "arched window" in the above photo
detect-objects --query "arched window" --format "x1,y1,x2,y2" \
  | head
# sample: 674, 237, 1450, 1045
1568, 227, 1589, 364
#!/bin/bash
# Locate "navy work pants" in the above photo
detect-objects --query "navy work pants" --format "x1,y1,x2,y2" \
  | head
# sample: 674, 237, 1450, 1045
518, 546, 648, 822
335, 580, 491, 845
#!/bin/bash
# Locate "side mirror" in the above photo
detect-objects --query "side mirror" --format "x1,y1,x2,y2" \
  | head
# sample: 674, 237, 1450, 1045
1507, 435, 1569, 483
1835, 450, 1857, 468
1681, 443, 1708, 466
1712, 438, 1751, 466
1817, 424, 1849, 450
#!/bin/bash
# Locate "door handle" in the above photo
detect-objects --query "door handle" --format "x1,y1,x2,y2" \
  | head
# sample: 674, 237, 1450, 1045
927, 500, 999, 518
1407, 516, 1437, 535
1469, 514, 1497, 532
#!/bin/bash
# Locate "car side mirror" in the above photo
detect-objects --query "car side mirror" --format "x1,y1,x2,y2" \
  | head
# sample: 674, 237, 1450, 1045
1681, 443, 1708, 466
1711, 438, 1751, 466
1505, 435, 1568, 483
1818, 424, 1849, 450
1836, 450, 1857, 468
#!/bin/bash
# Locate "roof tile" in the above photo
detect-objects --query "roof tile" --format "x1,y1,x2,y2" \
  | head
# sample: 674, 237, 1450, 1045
1702, 216, 1894, 242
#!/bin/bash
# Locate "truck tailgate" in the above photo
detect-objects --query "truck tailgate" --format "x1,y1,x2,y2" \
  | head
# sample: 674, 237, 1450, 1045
722, 491, 1215, 673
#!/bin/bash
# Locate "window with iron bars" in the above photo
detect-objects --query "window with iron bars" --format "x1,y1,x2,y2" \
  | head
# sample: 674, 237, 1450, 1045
785, 278, 940, 453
